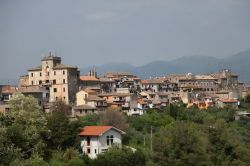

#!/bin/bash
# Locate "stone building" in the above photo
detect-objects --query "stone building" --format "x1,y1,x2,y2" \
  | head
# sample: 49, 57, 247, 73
20, 53, 79, 104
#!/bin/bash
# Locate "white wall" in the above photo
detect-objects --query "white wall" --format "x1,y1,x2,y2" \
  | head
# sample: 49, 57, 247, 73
80, 128, 122, 159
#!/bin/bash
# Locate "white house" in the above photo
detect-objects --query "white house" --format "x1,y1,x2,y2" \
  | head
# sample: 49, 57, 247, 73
79, 126, 126, 159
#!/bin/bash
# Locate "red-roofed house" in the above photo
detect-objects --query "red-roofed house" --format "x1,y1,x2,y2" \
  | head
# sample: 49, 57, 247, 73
79, 126, 125, 158
216, 98, 239, 109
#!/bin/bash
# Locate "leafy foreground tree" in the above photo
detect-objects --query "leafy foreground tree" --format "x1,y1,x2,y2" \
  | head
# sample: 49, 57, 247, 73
90, 147, 145, 166
153, 121, 210, 166
46, 100, 82, 150
49, 148, 85, 166
100, 109, 128, 131
0, 93, 49, 166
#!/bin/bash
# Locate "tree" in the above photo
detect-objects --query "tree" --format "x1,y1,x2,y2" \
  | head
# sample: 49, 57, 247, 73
244, 94, 250, 103
0, 93, 49, 165
100, 109, 128, 131
50, 100, 72, 115
90, 147, 145, 166
46, 101, 82, 149
63, 147, 78, 161
153, 121, 210, 166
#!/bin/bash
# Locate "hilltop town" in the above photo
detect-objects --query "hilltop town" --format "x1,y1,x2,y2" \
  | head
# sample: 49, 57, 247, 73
1, 53, 250, 165
1, 53, 249, 115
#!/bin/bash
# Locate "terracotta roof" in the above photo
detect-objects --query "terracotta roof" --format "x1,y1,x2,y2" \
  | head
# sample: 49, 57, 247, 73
79, 126, 125, 136
141, 79, 164, 84
28, 66, 42, 71
87, 95, 104, 101
99, 77, 115, 83
137, 99, 147, 105
80, 76, 99, 81
219, 99, 238, 103
53, 64, 77, 69
74, 105, 96, 110
98, 93, 132, 97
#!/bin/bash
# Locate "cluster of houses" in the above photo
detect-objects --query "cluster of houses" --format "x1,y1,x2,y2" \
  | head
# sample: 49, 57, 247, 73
1, 53, 250, 158
1, 53, 250, 116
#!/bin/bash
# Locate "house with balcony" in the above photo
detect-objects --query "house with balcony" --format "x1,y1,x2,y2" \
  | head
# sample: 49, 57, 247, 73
79, 126, 125, 159
75, 89, 107, 114
98, 93, 137, 111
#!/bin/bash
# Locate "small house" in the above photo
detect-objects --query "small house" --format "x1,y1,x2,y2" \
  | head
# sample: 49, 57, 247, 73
79, 126, 125, 159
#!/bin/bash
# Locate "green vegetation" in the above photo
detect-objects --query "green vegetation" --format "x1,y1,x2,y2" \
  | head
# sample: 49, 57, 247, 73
1, 94, 250, 165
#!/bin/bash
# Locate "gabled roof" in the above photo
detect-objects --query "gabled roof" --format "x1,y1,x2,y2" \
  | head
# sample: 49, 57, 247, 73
28, 66, 42, 71
79, 126, 125, 136
80, 76, 99, 81
53, 64, 77, 69
87, 95, 104, 101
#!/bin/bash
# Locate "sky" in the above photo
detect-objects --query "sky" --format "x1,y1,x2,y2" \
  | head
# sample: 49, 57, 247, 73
0, 0, 250, 82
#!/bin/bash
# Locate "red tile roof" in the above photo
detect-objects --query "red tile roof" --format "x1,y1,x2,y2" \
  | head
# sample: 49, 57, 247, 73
80, 76, 99, 81
79, 126, 112, 136
79, 126, 125, 136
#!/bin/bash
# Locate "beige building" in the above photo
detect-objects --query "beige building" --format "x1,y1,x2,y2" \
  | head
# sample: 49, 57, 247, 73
20, 53, 79, 104
76, 89, 107, 111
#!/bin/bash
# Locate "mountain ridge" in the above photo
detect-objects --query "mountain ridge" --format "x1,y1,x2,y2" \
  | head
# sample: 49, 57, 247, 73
81, 49, 250, 83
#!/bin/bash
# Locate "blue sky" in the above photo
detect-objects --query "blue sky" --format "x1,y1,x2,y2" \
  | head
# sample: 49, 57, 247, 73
0, 0, 249, 80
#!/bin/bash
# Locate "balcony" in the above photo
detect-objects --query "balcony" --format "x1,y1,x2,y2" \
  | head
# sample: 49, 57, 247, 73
113, 98, 125, 102
96, 102, 108, 107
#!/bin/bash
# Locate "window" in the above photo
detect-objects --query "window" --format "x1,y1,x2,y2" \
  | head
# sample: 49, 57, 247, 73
56, 97, 58, 100
87, 137, 90, 146
40, 72, 42, 76
31, 81, 34, 85
63, 70, 65, 75
106, 136, 110, 145
47, 72, 49, 76
110, 135, 113, 144
31, 73, 33, 77
87, 148, 90, 154
106, 135, 114, 146
63, 79, 66, 84
80, 110, 83, 114
54, 88, 57, 92
39, 80, 42, 85
63, 97, 65, 100
54, 71, 56, 75
95, 149, 97, 154
63, 88, 65, 92
53, 80, 56, 84
46, 80, 49, 83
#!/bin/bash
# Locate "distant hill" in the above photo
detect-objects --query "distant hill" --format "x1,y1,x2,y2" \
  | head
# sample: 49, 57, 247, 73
81, 62, 134, 75
80, 49, 250, 83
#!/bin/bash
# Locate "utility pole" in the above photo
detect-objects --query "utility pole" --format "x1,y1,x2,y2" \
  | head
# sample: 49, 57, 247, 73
144, 136, 145, 146
150, 125, 153, 152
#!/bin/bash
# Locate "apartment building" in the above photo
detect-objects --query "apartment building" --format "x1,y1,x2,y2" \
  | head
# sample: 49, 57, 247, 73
20, 53, 79, 104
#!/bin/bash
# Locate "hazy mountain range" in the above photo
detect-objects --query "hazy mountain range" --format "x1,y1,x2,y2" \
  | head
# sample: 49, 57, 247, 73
81, 49, 250, 84
1, 49, 249, 85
